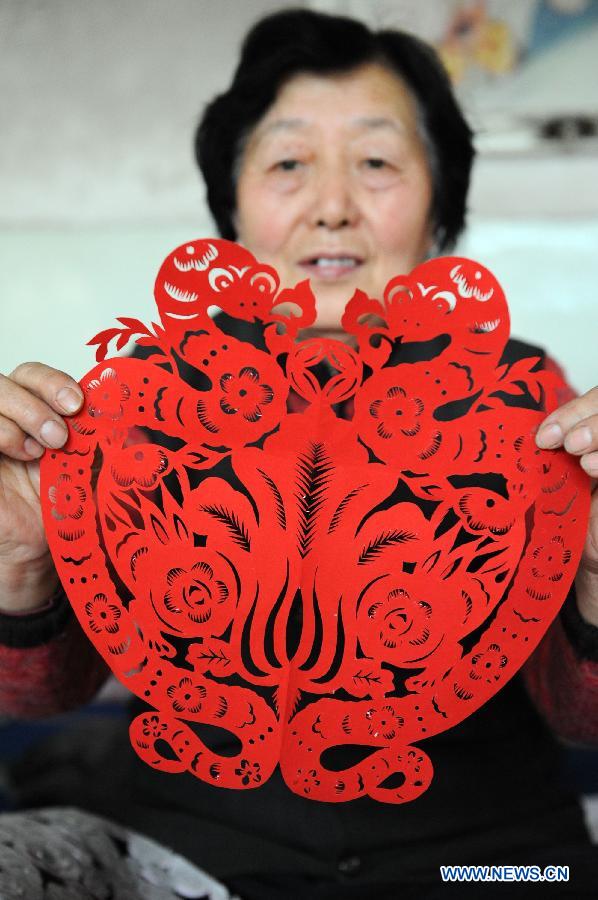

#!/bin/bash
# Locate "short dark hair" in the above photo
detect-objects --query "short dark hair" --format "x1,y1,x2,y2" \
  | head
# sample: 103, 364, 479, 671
195, 8, 474, 252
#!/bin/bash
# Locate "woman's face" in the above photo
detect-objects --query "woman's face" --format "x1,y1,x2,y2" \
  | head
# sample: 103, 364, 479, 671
234, 63, 434, 336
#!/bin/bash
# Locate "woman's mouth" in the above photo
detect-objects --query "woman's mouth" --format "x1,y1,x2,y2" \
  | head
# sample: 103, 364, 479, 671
298, 255, 364, 280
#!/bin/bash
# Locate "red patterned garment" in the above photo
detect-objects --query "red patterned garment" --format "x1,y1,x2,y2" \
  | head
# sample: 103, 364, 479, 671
0, 593, 108, 718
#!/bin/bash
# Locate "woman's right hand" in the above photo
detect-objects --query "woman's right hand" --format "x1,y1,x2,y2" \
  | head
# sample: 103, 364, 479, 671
0, 363, 84, 613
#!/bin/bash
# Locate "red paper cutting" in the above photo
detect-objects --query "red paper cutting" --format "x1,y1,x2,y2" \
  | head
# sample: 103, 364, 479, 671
40, 239, 590, 804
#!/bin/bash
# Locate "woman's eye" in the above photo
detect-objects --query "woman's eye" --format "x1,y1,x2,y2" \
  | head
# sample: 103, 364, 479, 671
275, 159, 301, 171
359, 156, 400, 187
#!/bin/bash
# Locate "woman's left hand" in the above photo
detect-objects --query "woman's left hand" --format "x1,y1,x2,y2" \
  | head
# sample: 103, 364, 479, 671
536, 386, 598, 625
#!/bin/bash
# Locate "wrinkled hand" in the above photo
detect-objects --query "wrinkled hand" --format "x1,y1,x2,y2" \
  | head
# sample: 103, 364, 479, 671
536, 386, 598, 625
0, 363, 83, 612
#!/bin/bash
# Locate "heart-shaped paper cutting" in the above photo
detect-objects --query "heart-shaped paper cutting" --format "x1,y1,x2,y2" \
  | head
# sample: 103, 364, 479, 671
41, 239, 590, 804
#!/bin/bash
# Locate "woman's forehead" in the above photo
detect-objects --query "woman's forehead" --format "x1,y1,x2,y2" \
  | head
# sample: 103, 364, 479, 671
249, 64, 419, 143
255, 115, 409, 141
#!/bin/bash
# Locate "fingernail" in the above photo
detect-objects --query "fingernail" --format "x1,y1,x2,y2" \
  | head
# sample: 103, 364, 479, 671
40, 419, 67, 448
581, 452, 598, 476
56, 387, 83, 413
536, 422, 563, 448
23, 437, 44, 458
565, 427, 592, 454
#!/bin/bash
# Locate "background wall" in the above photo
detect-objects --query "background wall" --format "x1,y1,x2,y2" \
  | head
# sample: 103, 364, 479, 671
1, 0, 597, 389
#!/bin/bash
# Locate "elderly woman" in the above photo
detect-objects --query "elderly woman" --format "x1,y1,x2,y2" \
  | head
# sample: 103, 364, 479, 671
0, 9, 597, 900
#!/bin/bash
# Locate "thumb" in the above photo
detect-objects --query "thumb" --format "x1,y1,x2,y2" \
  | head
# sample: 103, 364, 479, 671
26, 458, 41, 499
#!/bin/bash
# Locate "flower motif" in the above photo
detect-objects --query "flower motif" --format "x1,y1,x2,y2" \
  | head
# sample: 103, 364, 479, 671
369, 386, 426, 440
166, 676, 206, 714
360, 585, 436, 666
359, 379, 443, 464
84, 592, 121, 634
86, 368, 131, 420
399, 747, 423, 771
234, 759, 262, 786
366, 705, 404, 741
110, 445, 169, 488
49, 474, 86, 521
163, 560, 230, 627
218, 366, 273, 422
456, 489, 514, 535
294, 768, 321, 795
195, 350, 286, 445
142, 715, 168, 739
469, 643, 508, 684
147, 552, 237, 639
530, 535, 571, 583
514, 437, 570, 496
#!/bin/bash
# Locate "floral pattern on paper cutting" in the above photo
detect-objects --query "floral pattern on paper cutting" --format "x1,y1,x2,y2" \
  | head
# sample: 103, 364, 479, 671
40, 239, 590, 806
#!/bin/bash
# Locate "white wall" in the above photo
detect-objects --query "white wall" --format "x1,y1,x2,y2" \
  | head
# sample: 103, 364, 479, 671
1, 0, 596, 391
1, 0, 293, 225
459, 217, 598, 392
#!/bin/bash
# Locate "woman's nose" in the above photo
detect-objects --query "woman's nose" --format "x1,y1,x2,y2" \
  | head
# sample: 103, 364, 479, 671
309, 168, 359, 230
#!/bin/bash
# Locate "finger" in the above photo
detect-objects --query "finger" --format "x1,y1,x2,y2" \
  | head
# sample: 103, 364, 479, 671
0, 376, 68, 450
581, 451, 598, 478
25, 459, 41, 497
561, 413, 598, 456
8, 362, 83, 415
0, 413, 45, 460
536, 385, 598, 449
